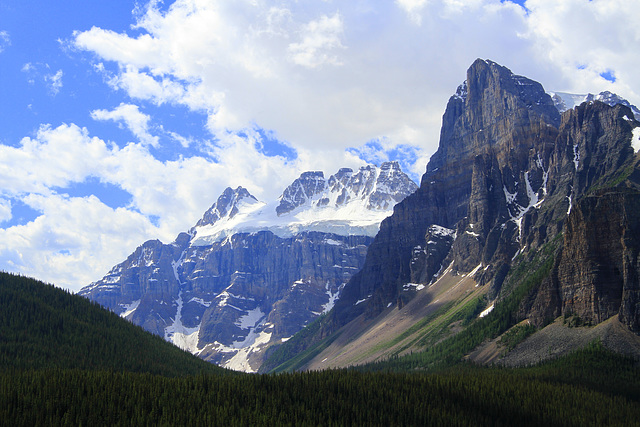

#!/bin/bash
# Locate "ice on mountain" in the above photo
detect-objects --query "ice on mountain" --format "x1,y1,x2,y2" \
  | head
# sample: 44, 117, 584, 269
235, 307, 265, 330
120, 299, 140, 318
189, 162, 417, 246
632, 127, 640, 152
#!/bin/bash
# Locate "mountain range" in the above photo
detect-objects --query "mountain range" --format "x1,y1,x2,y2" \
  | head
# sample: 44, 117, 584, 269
260, 59, 640, 372
79, 161, 417, 372
81, 58, 640, 374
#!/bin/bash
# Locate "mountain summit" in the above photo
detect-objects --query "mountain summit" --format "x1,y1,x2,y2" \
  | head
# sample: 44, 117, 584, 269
80, 162, 416, 372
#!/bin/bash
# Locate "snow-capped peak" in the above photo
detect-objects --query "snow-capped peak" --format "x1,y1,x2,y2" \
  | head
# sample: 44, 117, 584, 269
549, 91, 640, 120
194, 186, 260, 228
188, 162, 417, 246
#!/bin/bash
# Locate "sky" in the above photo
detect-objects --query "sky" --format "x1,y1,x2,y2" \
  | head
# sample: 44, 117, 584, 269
1, 0, 639, 292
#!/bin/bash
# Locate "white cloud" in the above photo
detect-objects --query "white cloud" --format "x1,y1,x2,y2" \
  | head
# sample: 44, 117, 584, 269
396, 0, 429, 24
0, 193, 158, 291
523, 0, 640, 101
91, 103, 160, 147
0, 199, 11, 223
68, 0, 538, 161
0, 31, 9, 53
45, 69, 63, 95
288, 13, 345, 68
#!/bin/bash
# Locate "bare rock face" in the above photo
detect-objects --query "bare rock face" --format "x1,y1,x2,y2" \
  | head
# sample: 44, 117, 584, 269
327, 58, 561, 327
529, 190, 640, 332
323, 58, 640, 339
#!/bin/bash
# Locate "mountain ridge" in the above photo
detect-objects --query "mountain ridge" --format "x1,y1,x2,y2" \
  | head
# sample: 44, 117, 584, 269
80, 161, 417, 372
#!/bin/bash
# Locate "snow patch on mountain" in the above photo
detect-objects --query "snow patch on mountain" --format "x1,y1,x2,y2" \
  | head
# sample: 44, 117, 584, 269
120, 299, 140, 319
550, 91, 640, 120
235, 307, 265, 330
632, 127, 640, 152
165, 291, 201, 353
190, 162, 417, 246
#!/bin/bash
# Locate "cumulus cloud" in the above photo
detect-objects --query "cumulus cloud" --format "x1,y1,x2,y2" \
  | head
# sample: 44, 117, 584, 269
64, 0, 550, 166
5, 0, 640, 291
288, 13, 345, 68
91, 103, 160, 147
523, 0, 640, 100
0, 193, 158, 290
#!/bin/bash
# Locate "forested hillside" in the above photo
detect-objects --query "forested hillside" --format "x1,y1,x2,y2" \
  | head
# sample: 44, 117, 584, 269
0, 272, 225, 376
2, 267, 640, 425
1, 344, 639, 426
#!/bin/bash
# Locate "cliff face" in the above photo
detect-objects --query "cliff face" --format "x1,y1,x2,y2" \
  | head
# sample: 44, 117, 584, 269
530, 190, 640, 331
326, 59, 640, 338
329, 59, 561, 326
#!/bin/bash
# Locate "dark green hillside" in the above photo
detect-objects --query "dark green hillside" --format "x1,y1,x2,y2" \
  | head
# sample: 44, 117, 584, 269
1, 271, 639, 425
0, 272, 226, 376
2, 345, 640, 426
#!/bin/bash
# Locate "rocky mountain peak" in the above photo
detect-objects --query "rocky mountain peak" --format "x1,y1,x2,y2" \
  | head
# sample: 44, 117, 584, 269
550, 90, 640, 120
276, 171, 326, 216
428, 59, 560, 178
276, 162, 417, 216
195, 186, 258, 228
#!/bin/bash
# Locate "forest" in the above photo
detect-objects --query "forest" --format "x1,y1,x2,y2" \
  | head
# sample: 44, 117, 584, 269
1, 271, 639, 426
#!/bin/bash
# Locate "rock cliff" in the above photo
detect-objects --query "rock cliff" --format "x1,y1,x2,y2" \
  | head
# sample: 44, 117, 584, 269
322, 59, 640, 342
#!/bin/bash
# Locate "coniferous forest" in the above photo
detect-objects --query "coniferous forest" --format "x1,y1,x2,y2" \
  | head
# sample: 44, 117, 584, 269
2, 272, 640, 426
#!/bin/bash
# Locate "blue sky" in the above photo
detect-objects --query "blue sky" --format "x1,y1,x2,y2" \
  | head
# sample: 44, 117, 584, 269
1, 0, 639, 291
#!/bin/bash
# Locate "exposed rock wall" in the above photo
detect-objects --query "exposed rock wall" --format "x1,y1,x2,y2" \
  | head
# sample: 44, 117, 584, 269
530, 191, 640, 332
325, 58, 640, 338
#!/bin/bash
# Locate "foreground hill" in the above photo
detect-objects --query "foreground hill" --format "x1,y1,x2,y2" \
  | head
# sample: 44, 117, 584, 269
2, 275, 639, 425
0, 272, 225, 376
2, 343, 639, 426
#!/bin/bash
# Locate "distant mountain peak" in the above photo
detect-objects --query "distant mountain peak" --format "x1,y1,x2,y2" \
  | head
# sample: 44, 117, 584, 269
276, 171, 327, 216
549, 90, 640, 120
276, 161, 417, 216
188, 162, 416, 246
195, 186, 259, 228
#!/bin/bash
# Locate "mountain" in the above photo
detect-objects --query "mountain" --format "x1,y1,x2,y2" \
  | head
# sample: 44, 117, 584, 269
0, 272, 225, 376
263, 59, 640, 372
79, 161, 417, 372
550, 90, 640, 120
